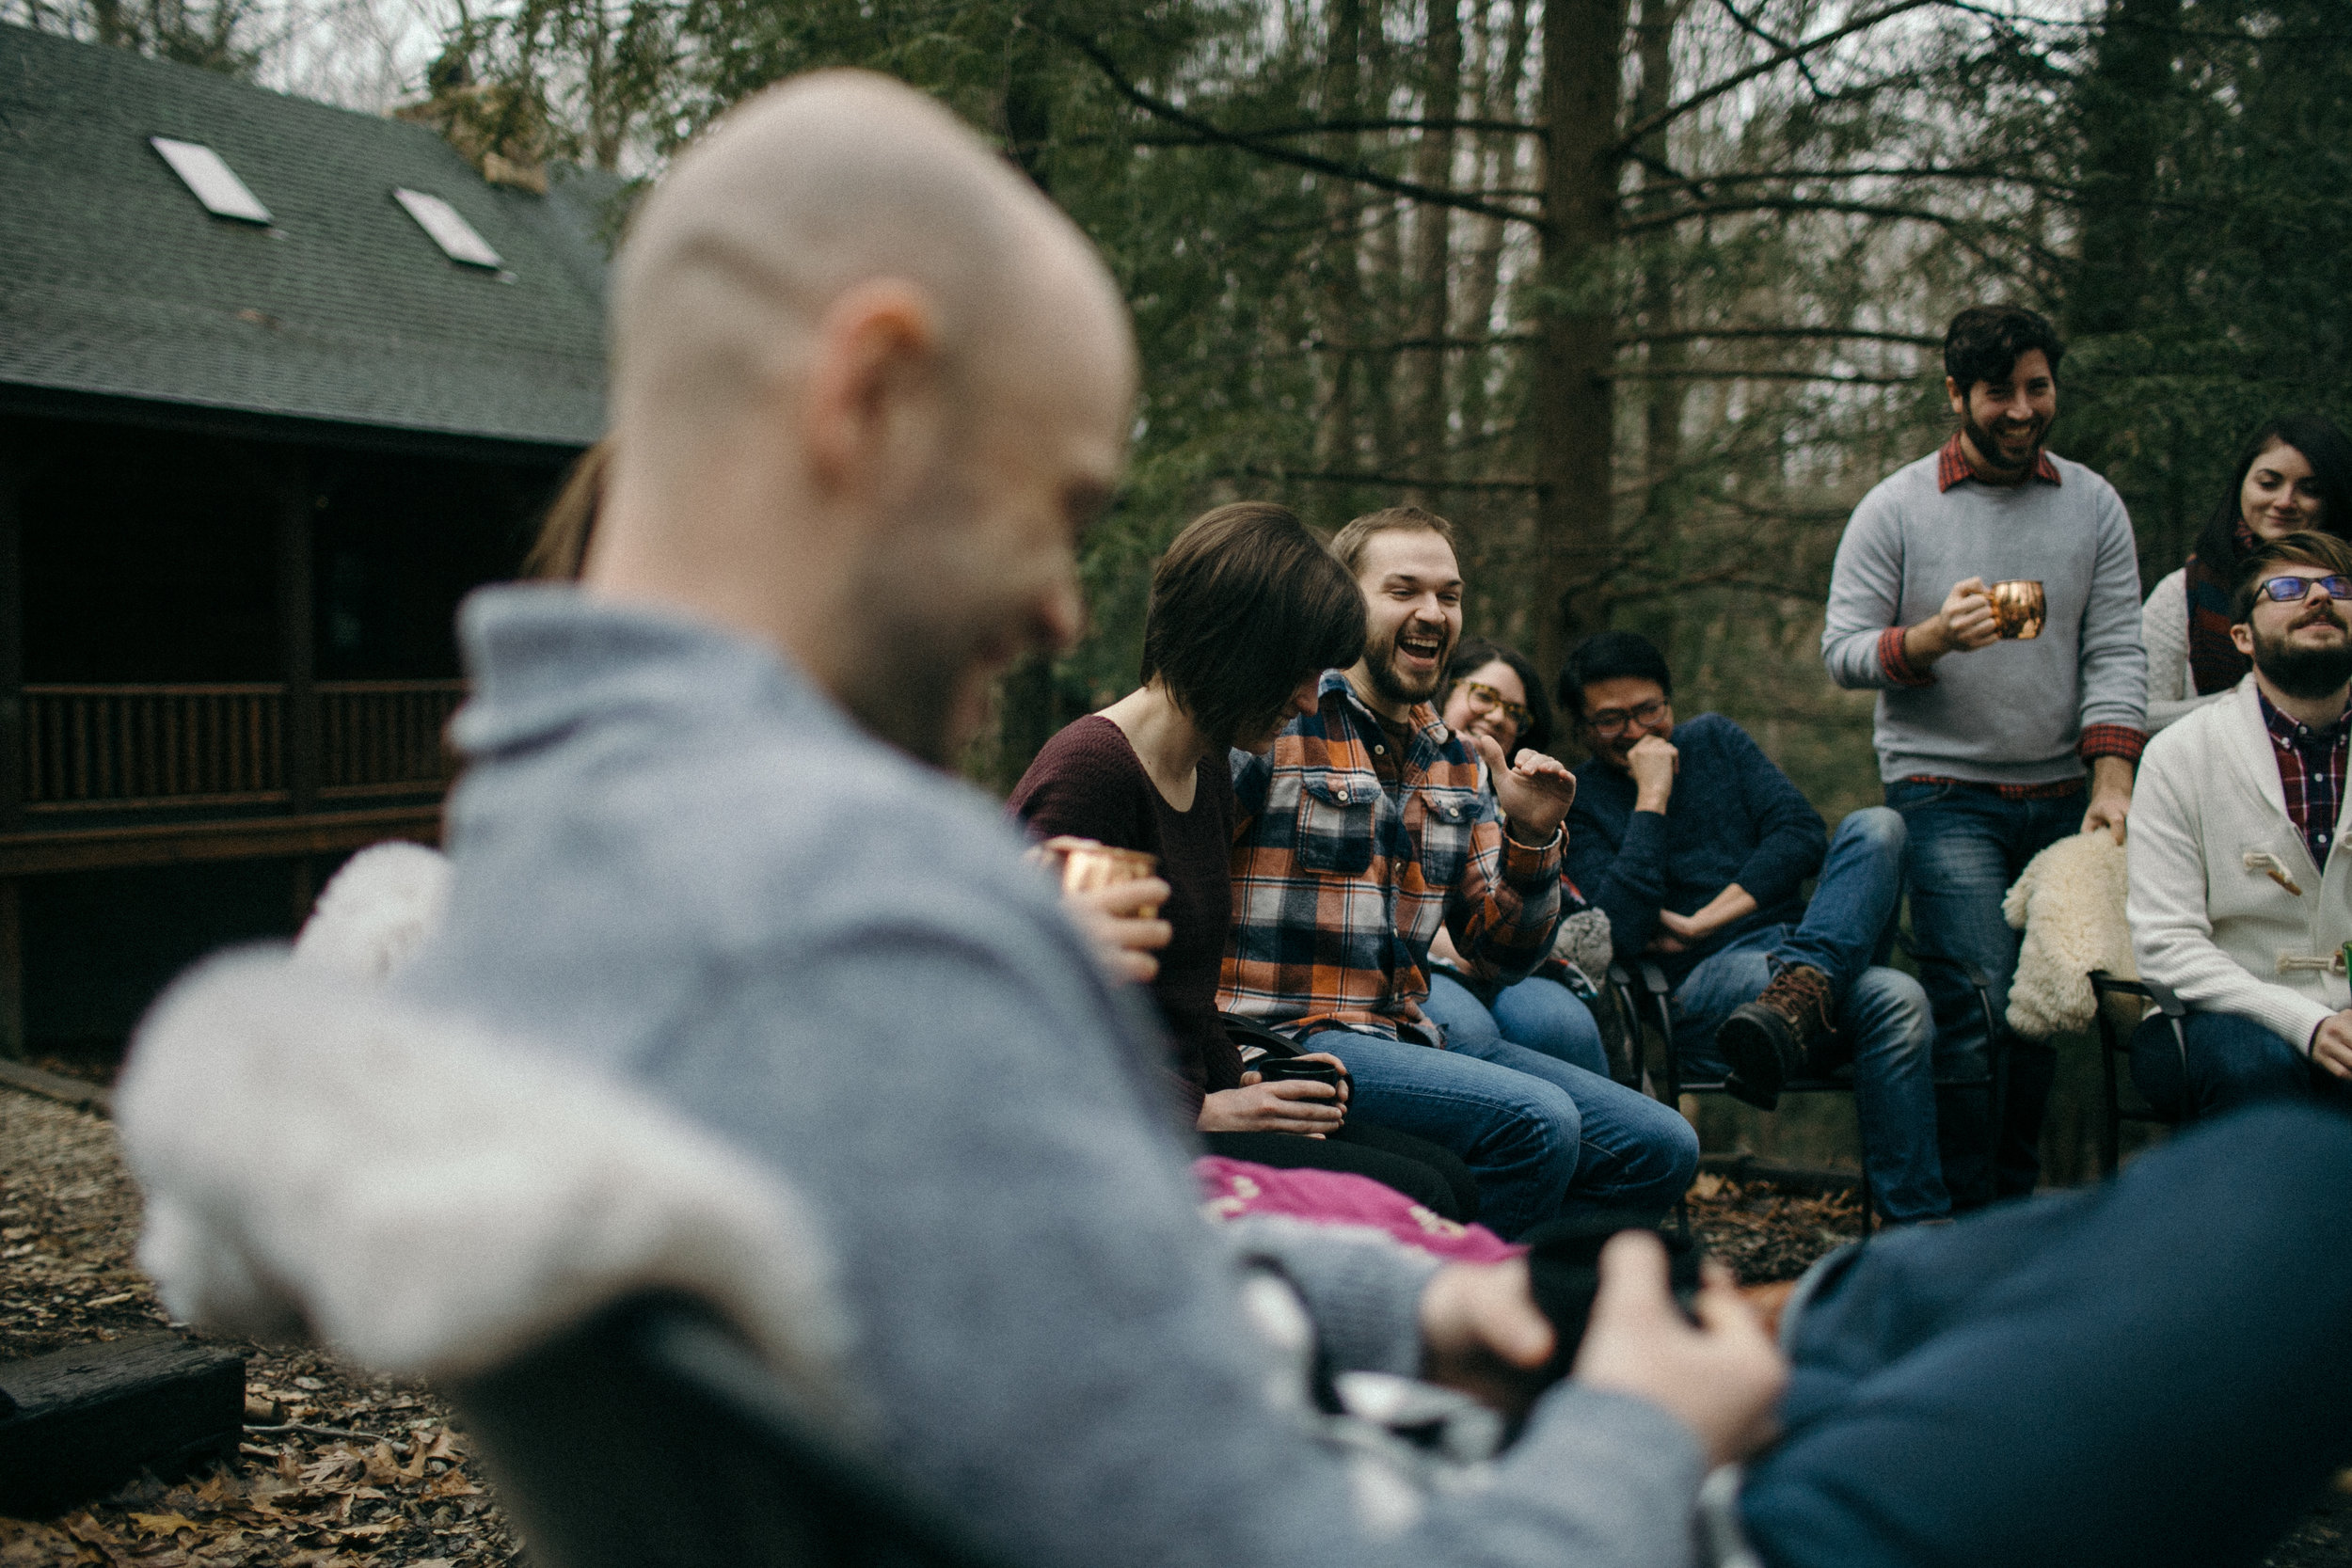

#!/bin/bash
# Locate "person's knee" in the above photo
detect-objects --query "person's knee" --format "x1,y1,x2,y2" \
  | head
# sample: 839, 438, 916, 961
1839, 804, 1907, 862
1848, 968, 1932, 1062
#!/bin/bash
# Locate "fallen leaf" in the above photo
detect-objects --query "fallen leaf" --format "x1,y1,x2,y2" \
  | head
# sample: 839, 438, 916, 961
362, 1443, 402, 1485
1688, 1171, 1724, 1200
127, 1513, 198, 1537
334, 1522, 392, 1540
419, 1473, 482, 1501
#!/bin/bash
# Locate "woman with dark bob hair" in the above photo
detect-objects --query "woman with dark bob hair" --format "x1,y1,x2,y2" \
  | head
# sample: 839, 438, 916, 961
2143, 412, 2352, 730
1011, 502, 1477, 1218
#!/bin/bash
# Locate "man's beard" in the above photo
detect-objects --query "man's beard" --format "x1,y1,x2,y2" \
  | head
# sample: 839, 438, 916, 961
1963, 409, 2047, 475
1363, 622, 1454, 710
2253, 608, 2352, 701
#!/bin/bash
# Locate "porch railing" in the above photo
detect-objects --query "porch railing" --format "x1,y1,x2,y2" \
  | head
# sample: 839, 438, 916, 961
22, 681, 465, 813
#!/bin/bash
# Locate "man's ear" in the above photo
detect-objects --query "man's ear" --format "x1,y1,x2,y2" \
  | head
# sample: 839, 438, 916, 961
1944, 375, 1964, 419
802, 279, 941, 500
2231, 622, 2256, 657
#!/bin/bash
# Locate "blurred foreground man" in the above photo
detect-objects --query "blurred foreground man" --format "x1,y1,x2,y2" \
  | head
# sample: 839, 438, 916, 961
392, 72, 2352, 1568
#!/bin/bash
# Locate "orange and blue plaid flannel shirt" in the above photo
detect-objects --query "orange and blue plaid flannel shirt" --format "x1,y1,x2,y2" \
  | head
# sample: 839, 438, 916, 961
1217, 671, 1563, 1041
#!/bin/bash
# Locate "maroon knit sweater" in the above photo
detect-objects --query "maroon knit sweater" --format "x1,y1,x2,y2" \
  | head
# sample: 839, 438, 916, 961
1009, 716, 1246, 1120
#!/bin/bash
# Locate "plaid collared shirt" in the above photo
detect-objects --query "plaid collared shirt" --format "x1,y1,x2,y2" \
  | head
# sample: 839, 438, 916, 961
1219, 671, 1563, 1041
1934, 430, 2061, 492
2260, 690, 2351, 871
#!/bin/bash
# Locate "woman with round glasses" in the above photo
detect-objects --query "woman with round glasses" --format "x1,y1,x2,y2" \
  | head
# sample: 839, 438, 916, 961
2144, 413, 2352, 731
1421, 638, 1613, 1077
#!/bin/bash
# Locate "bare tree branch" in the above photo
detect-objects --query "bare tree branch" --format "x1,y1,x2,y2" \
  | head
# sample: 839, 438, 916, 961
1227, 466, 1546, 492
1617, 325, 1941, 348
1052, 25, 1547, 229
1613, 0, 1945, 152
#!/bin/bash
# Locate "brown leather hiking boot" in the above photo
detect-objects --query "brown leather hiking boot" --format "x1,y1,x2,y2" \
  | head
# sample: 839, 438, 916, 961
1714, 963, 1835, 1112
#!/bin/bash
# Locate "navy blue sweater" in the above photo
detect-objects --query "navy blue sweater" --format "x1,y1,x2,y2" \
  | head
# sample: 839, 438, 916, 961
1565, 713, 1827, 985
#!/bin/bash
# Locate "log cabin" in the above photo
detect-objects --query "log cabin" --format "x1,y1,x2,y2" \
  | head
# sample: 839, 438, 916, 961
0, 24, 613, 1054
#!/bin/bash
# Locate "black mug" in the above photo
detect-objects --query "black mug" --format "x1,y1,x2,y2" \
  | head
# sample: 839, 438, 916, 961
1250, 1056, 1346, 1111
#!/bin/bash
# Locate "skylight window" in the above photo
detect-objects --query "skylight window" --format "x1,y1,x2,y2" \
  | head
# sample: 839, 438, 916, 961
392, 188, 502, 270
150, 137, 272, 224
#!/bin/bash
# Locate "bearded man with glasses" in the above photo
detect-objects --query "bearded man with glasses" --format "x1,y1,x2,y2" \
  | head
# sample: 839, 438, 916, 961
2128, 531, 2352, 1115
1560, 630, 1951, 1226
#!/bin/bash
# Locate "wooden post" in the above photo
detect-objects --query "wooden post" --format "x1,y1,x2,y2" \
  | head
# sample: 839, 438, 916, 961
0, 433, 24, 836
0, 436, 24, 1059
277, 457, 319, 814
0, 879, 20, 1061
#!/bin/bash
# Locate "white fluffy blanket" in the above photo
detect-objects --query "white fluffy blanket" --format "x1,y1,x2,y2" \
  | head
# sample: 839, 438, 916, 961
2001, 832, 2136, 1039
292, 841, 453, 981
118, 950, 850, 1405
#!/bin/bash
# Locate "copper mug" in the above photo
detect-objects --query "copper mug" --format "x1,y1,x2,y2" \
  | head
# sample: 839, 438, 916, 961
1986, 578, 2046, 641
1044, 836, 1161, 918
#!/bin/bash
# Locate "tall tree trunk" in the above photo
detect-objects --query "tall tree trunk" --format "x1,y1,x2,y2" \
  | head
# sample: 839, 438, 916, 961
1405, 0, 1463, 502
989, 38, 1064, 791
2070, 0, 2178, 339
1626, 0, 1687, 654
1532, 0, 1627, 679
1454, 0, 1531, 475
1312, 0, 1369, 531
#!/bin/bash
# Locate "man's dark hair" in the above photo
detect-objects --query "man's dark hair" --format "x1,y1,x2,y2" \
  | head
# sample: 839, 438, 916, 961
1443, 636, 1552, 755
2229, 531, 2352, 624
1140, 502, 1366, 747
1943, 305, 2066, 394
2193, 414, 2352, 574
1556, 630, 1675, 719
1327, 504, 1458, 578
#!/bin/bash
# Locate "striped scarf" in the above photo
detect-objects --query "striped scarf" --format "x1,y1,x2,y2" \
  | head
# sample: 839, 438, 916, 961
2185, 525, 2255, 695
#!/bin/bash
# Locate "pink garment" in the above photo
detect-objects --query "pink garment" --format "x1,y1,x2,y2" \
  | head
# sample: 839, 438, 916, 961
1194, 1155, 1524, 1263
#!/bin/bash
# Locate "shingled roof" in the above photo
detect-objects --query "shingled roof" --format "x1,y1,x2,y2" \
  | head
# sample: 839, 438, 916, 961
0, 24, 614, 448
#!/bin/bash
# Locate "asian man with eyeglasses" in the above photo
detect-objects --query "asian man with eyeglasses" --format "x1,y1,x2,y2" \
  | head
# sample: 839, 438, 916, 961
1559, 630, 1951, 1227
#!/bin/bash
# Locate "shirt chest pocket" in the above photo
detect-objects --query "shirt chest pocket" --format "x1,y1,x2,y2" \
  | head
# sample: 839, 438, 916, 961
1296, 769, 1381, 876
1411, 785, 1482, 893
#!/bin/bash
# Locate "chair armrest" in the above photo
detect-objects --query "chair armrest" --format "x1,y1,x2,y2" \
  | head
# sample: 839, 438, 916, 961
2087, 970, 2153, 1002
1636, 960, 1672, 998
2137, 975, 2188, 1018
1218, 1013, 1304, 1060
1908, 947, 1992, 991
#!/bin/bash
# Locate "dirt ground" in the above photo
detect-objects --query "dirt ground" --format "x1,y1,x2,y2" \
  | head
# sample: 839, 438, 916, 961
1, 1085, 519, 1567
3, 1077, 2346, 1565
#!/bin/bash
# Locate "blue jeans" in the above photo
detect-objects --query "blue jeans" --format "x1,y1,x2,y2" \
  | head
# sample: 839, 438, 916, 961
2130, 1010, 2345, 1119
1743, 1103, 2352, 1568
1671, 814, 1947, 1222
1886, 778, 2079, 1208
1301, 1024, 1697, 1238
1423, 972, 1611, 1076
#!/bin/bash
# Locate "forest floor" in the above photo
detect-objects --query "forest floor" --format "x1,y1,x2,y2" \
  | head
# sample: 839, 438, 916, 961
2, 1075, 2345, 1565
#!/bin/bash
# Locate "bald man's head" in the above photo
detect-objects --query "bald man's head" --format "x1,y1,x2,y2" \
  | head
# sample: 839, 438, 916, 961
612, 72, 1084, 446
591, 71, 1136, 766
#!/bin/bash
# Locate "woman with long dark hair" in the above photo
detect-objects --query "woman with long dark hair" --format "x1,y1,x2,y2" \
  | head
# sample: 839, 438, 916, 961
2144, 414, 2352, 730
1010, 502, 1477, 1219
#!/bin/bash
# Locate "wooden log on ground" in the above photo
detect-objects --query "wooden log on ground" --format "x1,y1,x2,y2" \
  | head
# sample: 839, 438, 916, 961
0, 1333, 245, 1516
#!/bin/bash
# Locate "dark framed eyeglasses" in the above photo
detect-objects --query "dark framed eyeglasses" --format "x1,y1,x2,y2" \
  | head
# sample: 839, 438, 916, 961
1584, 696, 1670, 736
1454, 679, 1533, 729
2256, 574, 2352, 604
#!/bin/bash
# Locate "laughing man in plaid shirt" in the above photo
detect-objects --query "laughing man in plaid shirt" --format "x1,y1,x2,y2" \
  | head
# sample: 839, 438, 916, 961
1219, 506, 1697, 1237
2129, 531, 2352, 1117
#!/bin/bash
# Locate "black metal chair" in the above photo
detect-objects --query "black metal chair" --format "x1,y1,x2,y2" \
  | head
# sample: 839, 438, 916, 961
1612, 949, 2007, 1233
453, 1293, 1019, 1568
2086, 970, 2190, 1177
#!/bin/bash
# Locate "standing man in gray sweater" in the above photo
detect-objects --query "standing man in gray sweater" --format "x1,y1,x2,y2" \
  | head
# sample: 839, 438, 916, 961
1822, 305, 2148, 1209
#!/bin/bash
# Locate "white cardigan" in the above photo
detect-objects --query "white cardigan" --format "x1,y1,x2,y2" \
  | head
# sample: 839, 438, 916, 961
2129, 676, 2352, 1050
2140, 566, 2231, 733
